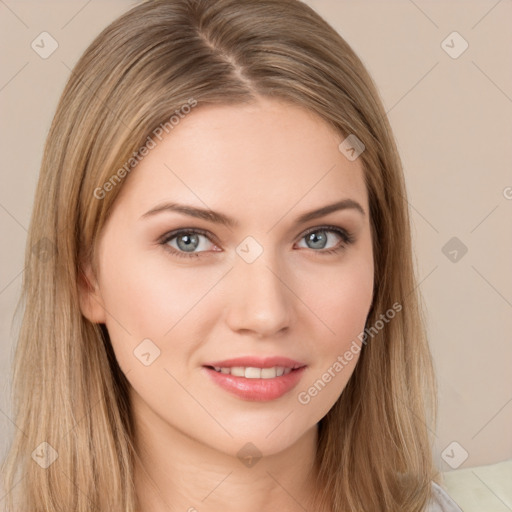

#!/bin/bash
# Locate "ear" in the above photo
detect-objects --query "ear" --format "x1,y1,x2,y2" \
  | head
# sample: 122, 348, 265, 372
78, 261, 107, 324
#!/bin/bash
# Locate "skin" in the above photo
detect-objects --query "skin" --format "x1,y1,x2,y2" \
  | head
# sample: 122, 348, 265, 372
79, 97, 374, 512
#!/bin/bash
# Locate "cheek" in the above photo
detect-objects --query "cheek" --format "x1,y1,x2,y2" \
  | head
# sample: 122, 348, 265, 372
95, 233, 167, 363
296, 245, 373, 378
303, 254, 374, 348
294, 258, 373, 414
96, 239, 220, 373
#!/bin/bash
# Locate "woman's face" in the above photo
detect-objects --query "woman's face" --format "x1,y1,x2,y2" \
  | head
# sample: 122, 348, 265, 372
80, 98, 374, 458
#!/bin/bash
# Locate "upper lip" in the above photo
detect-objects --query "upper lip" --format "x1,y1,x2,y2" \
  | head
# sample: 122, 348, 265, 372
203, 356, 306, 369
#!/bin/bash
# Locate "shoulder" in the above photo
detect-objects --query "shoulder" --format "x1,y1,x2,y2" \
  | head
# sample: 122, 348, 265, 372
426, 481, 463, 512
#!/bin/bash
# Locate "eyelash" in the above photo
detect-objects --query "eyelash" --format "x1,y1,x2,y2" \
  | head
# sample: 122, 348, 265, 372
159, 225, 355, 260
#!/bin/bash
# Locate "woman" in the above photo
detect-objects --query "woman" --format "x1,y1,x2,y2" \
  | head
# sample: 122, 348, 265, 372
2, 0, 463, 510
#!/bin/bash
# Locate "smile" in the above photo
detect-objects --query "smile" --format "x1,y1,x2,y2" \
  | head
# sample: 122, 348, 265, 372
209, 366, 293, 378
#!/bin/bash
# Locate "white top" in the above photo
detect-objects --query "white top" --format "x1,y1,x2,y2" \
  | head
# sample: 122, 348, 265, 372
427, 482, 463, 511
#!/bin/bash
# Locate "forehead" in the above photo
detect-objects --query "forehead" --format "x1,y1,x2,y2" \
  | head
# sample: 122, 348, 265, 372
114, 98, 368, 219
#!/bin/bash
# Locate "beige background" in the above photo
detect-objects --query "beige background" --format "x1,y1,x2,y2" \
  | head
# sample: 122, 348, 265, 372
1, 0, 511, 483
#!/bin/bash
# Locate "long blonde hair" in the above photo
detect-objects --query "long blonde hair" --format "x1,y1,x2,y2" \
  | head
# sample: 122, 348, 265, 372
2, 0, 438, 510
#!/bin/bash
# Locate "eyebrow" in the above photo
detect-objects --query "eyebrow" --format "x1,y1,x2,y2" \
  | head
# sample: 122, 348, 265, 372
140, 199, 365, 228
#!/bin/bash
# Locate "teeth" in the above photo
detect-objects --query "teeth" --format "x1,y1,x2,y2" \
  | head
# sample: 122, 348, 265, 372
211, 366, 294, 378
245, 367, 261, 379
261, 367, 276, 378
231, 366, 245, 377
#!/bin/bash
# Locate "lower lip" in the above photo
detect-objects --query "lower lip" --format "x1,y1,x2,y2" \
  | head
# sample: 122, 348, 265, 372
202, 366, 307, 401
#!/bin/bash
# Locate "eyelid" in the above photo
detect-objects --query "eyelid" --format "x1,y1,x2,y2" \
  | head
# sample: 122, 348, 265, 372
300, 224, 355, 245
159, 227, 218, 246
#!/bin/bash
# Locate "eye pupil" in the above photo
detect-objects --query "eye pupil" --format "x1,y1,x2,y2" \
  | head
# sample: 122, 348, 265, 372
306, 231, 327, 249
177, 233, 199, 252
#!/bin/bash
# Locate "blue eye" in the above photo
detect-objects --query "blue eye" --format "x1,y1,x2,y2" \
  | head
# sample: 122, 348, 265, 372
160, 228, 215, 258
159, 225, 355, 259
297, 225, 355, 254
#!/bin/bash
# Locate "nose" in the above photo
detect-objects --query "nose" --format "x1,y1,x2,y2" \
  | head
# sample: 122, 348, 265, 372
224, 253, 294, 338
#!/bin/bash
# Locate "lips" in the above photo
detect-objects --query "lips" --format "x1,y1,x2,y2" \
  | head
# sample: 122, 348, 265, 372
202, 356, 307, 401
